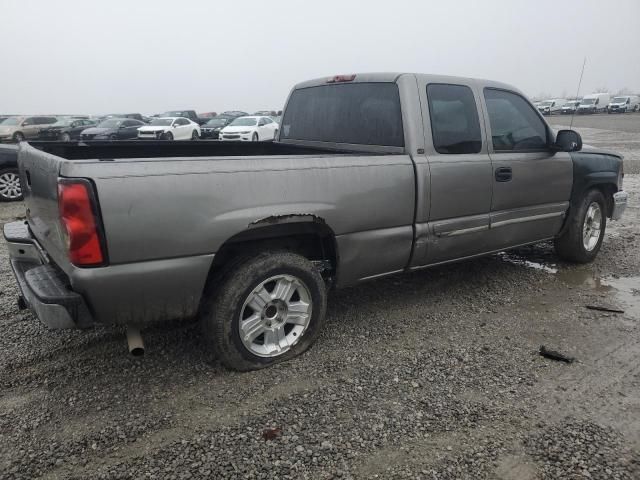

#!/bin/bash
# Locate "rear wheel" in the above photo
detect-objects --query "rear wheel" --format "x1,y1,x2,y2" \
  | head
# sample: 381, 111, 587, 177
13, 132, 24, 143
200, 252, 327, 371
0, 168, 23, 201
191, 130, 199, 140
109, 134, 118, 141
60, 133, 71, 142
273, 129, 278, 140
555, 189, 607, 263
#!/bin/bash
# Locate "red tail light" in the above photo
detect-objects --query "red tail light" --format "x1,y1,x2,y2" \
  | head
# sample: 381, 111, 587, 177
58, 179, 106, 266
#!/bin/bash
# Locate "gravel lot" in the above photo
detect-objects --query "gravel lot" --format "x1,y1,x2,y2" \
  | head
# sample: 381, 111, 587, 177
1, 116, 639, 479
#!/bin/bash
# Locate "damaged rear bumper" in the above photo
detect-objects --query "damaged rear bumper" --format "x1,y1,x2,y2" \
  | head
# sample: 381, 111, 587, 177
3, 221, 93, 329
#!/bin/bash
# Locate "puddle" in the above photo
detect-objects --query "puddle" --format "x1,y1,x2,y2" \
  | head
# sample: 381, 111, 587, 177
498, 253, 559, 274
558, 270, 640, 319
498, 252, 640, 320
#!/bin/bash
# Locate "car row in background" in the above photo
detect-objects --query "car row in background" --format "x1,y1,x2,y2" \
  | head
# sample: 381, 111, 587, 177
0, 116, 58, 142
0, 144, 20, 201
534, 94, 640, 115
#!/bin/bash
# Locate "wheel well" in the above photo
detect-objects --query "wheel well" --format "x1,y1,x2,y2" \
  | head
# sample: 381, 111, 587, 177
591, 183, 617, 217
209, 221, 338, 284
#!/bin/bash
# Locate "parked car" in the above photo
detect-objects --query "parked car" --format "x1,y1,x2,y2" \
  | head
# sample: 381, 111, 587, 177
561, 100, 581, 114
137, 117, 201, 140
103, 113, 146, 122
0, 144, 21, 201
161, 110, 206, 125
537, 98, 567, 115
199, 112, 218, 119
221, 110, 249, 117
578, 93, 610, 114
200, 115, 242, 139
219, 115, 278, 141
608, 95, 640, 113
5, 73, 627, 372
0, 116, 58, 143
80, 118, 145, 140
254, 110, 278, 116
38, 118, 96, 141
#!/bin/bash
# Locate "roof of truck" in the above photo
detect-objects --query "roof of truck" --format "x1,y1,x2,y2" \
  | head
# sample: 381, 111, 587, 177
293, 72, 517, 92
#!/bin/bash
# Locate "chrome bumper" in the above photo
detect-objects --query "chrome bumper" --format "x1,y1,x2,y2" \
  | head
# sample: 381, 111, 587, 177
611, 191, 628, 221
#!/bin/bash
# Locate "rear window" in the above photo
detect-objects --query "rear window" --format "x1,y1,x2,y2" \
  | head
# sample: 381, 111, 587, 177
281, 83, 404, 147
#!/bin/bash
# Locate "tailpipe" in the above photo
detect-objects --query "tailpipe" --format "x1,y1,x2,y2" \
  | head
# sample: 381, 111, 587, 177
126, 326, 144, 357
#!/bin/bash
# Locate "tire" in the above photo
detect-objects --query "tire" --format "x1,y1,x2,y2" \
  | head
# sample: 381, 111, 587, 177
109, 134, 118, 141
164, 131, 173, 141
191, 130, 199, 140
13, 132, 24, 143
60, 133, 71, 142
252, 132, 258, 142
201, 252, 327, 371
273, 129, 278, 140
554, 189, 607, 263
0, 168, 23, 201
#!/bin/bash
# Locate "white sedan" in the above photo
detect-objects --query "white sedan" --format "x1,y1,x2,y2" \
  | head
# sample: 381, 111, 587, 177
137, 117, 200, 141
219, 116, 278, 142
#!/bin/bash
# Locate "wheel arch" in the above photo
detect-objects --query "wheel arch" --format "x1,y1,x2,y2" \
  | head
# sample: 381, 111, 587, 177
206, 215, 339, 288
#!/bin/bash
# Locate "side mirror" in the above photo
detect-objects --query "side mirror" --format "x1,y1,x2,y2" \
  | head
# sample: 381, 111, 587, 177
553, 129, 582, 152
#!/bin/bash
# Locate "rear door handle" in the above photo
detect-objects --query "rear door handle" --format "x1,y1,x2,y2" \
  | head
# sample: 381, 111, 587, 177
495, 167, 512, 182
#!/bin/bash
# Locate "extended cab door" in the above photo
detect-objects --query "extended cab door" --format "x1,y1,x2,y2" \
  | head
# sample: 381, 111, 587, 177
412, 80, 494, 266
481, 88, 572, 250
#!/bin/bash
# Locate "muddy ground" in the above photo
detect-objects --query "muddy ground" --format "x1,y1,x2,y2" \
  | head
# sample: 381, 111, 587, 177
1, 117, 639, 479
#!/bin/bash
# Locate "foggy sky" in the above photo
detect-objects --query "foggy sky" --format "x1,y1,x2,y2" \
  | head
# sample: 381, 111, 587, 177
2, 0, 639, 115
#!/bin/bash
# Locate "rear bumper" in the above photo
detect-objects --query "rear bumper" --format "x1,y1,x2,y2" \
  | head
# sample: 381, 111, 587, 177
3, 221, 93, 329
611, 191, 628, 221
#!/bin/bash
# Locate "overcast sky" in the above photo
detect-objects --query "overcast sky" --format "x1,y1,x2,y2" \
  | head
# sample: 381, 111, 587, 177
2, 0, 639, 115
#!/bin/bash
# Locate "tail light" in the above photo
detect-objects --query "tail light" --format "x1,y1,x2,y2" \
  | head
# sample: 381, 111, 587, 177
327, 74, 356, 83
58, 179, 107, 267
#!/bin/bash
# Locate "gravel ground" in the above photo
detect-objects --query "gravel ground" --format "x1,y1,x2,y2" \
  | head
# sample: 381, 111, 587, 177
1, 118, 639, 479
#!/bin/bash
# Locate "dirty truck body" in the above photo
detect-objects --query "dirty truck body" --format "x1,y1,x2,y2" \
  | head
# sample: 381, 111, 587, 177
5, 73, 627, 370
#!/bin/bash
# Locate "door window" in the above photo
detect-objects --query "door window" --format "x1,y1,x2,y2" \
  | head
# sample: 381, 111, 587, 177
483, 89, 549, 151
427, 84, 482, 154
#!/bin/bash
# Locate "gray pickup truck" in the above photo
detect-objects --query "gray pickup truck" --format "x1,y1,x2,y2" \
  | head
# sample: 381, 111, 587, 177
4, 73, 628, 370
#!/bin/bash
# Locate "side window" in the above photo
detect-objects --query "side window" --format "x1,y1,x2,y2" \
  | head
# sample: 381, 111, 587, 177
264, 117, 273, 124
426, 83, 482, 154
178, 118, 189, 126
24, 117, 36, 125
483, 89, 549, 151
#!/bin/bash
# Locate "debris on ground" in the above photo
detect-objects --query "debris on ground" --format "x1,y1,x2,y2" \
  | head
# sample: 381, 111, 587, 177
585, 305, 625, 314
539, 345, 575, 364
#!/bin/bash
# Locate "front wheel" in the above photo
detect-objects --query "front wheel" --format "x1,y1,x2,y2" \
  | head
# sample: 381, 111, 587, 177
13, 132, 25, 143
273, 129, 278, 140
0, 168, 23, 201
555, 189, 607, 263
252, 132, 259, 142
60, 133, 71, 142
201, 252, 327, 371
164, 131, 173, 141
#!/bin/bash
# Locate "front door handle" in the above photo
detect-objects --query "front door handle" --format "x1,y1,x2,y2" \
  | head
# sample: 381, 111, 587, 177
495, 167, 512, 182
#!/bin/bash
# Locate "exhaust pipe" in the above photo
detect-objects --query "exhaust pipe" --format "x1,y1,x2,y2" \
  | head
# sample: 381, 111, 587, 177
126, 326, 144, 357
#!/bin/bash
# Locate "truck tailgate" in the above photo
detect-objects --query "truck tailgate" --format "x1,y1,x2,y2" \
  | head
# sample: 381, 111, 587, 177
18, 143, 72, 274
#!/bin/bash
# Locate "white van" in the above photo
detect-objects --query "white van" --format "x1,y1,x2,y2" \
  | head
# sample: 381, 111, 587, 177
537, 98, 567, 115
578, 93, 610, 114
608, 95, 640, 113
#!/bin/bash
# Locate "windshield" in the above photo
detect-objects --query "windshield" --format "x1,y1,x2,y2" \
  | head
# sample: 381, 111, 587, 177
612, 97, 627, 103
229, 117, 257, 127
150, 118, 173, 126
205, 118, 229, 127
539, 101, 553, 106
1, 118, 20, 126
98, 119, 123, 128
51, 119, 74, 127
581, 98, 596, 105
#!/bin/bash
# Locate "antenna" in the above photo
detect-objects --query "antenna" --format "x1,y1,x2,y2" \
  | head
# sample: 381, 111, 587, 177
570, 57, 587, 130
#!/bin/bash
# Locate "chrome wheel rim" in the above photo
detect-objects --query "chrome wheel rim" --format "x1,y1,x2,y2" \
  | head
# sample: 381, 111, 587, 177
239, 274, 312, 358
583, 202, 602, 251
0, 172, 21, 199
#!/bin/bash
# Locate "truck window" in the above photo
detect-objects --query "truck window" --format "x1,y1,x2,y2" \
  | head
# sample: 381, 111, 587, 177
281, 83, 404, 147
483, 89, 548, 152
426, 84, 482, 154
